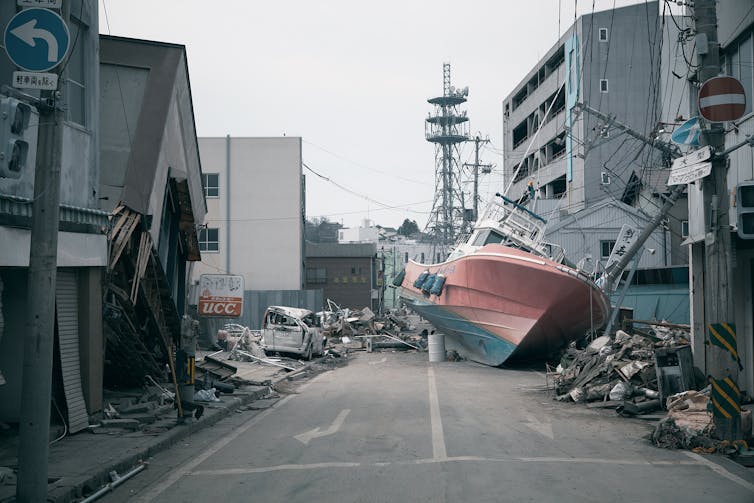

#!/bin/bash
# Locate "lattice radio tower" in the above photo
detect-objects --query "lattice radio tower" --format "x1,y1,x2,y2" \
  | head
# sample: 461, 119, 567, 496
425, 63, 470, 253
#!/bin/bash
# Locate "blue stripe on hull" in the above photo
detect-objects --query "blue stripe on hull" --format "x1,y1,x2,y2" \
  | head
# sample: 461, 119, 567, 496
403, 296, 518, 366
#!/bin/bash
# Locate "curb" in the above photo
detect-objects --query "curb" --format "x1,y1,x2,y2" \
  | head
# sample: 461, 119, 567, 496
47, 382, 277, 503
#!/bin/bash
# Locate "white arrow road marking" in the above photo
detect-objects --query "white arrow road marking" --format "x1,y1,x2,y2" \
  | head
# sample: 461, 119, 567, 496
523, 412, 554, 440
369, 357, 387, 365
295, 409, 350, 445
11, 19, 59, 62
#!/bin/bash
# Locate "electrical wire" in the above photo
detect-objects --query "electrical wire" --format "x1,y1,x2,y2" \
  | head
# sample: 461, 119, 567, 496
49, 399, 67, 445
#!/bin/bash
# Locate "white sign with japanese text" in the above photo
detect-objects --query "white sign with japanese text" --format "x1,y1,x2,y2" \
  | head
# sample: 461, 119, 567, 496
12, 71, 57, 90
197, 274, 244, 317
605, 224, 639, 271
667, 161, 712, 186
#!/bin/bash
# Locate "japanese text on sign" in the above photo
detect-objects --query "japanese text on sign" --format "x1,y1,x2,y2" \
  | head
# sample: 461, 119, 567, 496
197, 274, 244, 317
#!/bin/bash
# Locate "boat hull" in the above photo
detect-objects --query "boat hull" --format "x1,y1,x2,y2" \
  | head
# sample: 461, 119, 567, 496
399, 244, 609, 366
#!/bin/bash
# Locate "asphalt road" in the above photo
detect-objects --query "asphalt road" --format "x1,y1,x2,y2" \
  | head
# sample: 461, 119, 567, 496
103, 351, 754, 502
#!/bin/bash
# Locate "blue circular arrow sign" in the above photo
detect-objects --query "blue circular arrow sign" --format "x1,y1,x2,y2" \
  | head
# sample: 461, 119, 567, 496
4, 8, 70, 72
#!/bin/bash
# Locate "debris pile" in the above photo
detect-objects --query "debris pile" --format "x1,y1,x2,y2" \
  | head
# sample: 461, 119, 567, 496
320, 301, 426, 352
553, 323, 692, 417
651, 389, 715, 449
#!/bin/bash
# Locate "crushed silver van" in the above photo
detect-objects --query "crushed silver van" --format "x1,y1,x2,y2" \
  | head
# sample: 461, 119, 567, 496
260, 306, 325, 360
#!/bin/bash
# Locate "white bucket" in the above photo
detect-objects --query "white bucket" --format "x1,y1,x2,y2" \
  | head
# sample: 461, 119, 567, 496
428, 332, 445, 362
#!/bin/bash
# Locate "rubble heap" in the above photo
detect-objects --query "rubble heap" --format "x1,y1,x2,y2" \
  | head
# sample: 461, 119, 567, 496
320, 304, 427, 352
553, 325, 690, 409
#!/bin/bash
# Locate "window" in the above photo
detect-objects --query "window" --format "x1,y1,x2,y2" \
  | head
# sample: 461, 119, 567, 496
601, 172, 611, 185
420, 252, 425, 262
601, 240, 615, 260
199, 227, 219, 252
568, 49, 575, 89
404, 252, 409, 263
202, 173, 219, 198
306, 267, 327, 284
66, 16, 87, 125
725, 32, 753, 115
600, 79, 609, 93
599, 28, 608, 42
681, 220, 689, 238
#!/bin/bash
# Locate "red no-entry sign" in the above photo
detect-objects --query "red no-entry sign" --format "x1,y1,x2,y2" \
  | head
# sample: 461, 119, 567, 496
698, 76, 747, 122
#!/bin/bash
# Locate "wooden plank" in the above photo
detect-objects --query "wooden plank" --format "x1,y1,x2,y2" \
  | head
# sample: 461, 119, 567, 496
110, 213, 142, 270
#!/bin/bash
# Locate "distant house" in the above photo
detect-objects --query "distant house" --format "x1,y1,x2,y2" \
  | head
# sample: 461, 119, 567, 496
305, 242, 377, 310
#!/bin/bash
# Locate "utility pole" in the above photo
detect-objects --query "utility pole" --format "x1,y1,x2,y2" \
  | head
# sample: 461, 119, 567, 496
693, 0, 740, 440
464, 135, 491, 221
11, 2, 72, 498
17, 91, 64, 500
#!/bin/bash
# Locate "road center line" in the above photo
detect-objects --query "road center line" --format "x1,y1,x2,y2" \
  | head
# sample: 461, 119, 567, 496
683, 451, 754, 493
427, 365, 447, 460
135, 375, 323, 502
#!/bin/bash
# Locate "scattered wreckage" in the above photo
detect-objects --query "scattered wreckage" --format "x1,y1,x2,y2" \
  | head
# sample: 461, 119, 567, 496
318, 301, 428, 353
548, 320, 753, 458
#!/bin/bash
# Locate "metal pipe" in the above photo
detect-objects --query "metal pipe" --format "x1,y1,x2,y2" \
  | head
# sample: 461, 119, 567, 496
79, 463, 146, 503
380, 331, 421, 350
234, 350, 297, 371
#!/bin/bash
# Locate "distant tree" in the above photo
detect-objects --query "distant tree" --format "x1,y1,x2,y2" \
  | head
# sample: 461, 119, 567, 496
398, 219, 419, 236
305, 217, 342, 243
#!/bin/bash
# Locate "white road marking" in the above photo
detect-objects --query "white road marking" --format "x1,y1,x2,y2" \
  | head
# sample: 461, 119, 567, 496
190, 455, 701, 476
523, 412, 554, 440
295, 409, 351, 445
427, 365, 447, 460
134, 376, 323, 502
368, 357, 387, 365
683, 451, 754, 493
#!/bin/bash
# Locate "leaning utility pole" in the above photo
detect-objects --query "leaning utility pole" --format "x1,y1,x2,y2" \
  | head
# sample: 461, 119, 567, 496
464, 135, 491, 221
693, 0, 740, 440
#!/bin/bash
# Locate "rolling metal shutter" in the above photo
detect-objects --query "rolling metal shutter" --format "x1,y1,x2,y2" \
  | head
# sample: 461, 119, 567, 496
56, 270, 89, 433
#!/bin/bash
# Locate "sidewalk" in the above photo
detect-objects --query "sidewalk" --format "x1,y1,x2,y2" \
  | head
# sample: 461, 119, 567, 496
0, 355, 302, 503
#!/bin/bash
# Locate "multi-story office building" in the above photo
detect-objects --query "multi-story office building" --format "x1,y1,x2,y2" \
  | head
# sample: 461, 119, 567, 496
502, 1, 689, 272
192, 136, 305, 291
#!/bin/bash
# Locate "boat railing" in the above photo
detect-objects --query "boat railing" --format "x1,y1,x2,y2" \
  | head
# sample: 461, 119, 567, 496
481, 193, 548, 246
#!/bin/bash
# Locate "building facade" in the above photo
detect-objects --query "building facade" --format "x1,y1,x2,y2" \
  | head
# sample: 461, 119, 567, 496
99, 35, 205, 386
0, 1, 106, 430
305, 242, 376, 310
192, 137, 304, 291
502, 1, 690, 271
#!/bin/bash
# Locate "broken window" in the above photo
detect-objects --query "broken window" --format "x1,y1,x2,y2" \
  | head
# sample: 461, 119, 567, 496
621, 171, 642, 205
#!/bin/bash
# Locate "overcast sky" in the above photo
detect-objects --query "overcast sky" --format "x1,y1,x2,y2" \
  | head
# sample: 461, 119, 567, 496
99, 0, 657, 229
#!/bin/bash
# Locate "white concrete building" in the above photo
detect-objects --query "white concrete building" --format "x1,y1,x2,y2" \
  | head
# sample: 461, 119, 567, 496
338, 219, 379, 243
192, 136, 304, 290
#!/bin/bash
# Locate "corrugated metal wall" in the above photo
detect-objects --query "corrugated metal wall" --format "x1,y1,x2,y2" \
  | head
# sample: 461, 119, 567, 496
198, 289, 323, 345
56, 270, 89, 433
